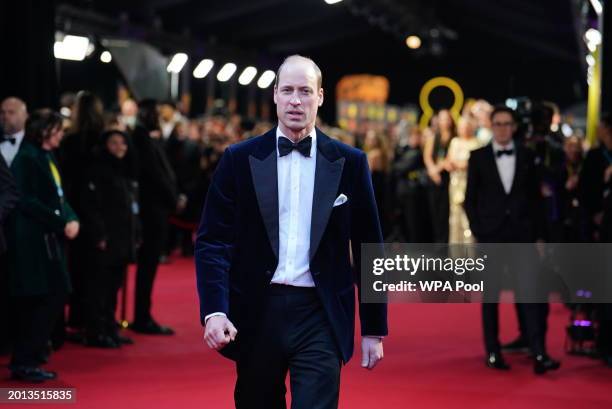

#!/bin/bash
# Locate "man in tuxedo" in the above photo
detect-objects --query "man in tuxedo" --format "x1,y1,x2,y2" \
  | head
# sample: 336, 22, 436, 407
0, 97, 28, 167
464, 105, 560, 374
0, 98, 25, 354
0, 155, 18, 254
195, 55, 387, 409
130, 99, 183, 335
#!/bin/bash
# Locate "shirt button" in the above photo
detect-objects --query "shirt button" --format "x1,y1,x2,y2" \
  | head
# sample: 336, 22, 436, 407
265, 270, 273, 277
312, 271, 320, 276
54, 210, 60, 215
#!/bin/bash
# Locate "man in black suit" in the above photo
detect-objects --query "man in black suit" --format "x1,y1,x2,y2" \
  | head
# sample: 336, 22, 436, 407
0, 135, 20, 355
465, 105, 560, 374
0, 155, 18, 257
130, 99, 183, 335
195, 55, 387, 409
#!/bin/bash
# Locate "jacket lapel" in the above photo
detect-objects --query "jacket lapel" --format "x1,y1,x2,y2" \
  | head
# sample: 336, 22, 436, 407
485, 144, 509, 196
310, 129, 344, 260
248, 129, 279, 260
508, 146, 524, 196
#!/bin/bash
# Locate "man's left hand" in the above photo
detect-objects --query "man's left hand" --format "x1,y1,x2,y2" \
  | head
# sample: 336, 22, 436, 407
361, 336, 384, 370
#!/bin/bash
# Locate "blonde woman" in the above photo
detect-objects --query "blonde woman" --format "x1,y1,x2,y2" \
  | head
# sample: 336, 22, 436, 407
447, 117, 481, 244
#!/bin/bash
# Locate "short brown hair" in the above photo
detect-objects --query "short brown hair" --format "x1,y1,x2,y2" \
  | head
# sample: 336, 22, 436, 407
24, 109, 63, 147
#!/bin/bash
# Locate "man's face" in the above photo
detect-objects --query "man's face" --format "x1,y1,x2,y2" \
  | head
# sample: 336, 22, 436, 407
121, 99, 138, 117
274, 60, 323, 136
160, 104, 175, 122
1, 99, 27, 135
491, 112, 516, 146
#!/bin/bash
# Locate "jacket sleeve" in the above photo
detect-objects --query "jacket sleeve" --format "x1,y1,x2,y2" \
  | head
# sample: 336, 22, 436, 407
350, 151, 388, 337
0, 155, 19, 223
194, 146, 236, 326
13, 156, 72, 233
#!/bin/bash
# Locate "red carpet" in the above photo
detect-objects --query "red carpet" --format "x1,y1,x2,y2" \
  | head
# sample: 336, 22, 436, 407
2, 256, 611, 408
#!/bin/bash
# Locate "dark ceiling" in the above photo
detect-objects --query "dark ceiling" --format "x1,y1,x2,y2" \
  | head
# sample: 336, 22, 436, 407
57, 0, 587, 116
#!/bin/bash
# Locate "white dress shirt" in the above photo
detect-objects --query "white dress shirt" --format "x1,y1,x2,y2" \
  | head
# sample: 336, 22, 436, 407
492, 140, 515, 194
204, 127, 317, 323
271, 127, 317, 287
1, 130, 25, 167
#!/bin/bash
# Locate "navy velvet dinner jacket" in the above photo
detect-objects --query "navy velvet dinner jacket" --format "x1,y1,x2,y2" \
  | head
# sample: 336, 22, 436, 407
195, 127, 388, 363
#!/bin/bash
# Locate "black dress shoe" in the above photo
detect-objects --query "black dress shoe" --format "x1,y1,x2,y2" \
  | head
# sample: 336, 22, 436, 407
486, 353, 511, 370
11, 366, 57, 382
501, 337, 529, 353
84, 334, 120, 348
129, 320, 175, 335
534, 355, 561, 374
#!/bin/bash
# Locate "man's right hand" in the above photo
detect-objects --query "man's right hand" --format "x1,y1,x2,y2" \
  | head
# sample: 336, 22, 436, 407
204, 316, 237, 350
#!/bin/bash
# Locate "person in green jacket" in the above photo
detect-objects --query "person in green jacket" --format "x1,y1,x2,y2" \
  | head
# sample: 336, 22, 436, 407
6, 109, 79, 382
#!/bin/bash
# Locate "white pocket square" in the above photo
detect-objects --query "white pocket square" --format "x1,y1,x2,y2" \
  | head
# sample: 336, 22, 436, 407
333, 193, 348, 207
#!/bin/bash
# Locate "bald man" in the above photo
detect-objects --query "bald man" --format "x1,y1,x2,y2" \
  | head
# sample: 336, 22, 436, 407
195, 55, 387, 409
0, 97, 28, 167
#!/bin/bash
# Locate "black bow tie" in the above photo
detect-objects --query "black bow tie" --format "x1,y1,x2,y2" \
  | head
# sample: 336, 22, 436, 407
278, 136, 312, 157
496, 149, 514, 158
1, 136, 16, 145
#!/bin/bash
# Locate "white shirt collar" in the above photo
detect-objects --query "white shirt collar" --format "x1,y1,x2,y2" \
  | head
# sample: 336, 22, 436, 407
276, 126, 317, 158
492, 139, 515, 153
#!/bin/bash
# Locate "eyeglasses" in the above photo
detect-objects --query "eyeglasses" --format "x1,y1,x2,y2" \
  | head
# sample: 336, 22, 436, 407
492, 122, 514, 128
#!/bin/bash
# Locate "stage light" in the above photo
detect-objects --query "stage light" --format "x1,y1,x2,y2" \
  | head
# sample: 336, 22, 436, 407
238, 66, 258, 85
100, 51, 112, 63
586, 54, 595, 67
193, 59, 214, 78
584, 28, 602, 47
54, 35, 90, 61
167, 53, 188, 73
589, 0, 603, 15
405, 35, 421, 49
505, 98, 518, 110
217, 63, 237, 82
324, 0, 343, 4
257, 70, 276, 89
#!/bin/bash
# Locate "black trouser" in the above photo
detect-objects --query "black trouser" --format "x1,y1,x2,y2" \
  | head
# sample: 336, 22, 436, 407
399, 187, 433, 243
10, 292, 65, 368
483, 303, 548, 356
84, 252, 127, 337
134, 209, 168, 324
67, 238, 88, 329
105, 264, 127, 336
0, 256, 14, 353
479, 225, 548, 356
426, 175, 449, 243
234, 285, 342, 409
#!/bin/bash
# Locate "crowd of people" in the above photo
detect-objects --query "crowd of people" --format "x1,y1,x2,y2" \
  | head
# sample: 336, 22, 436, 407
0, 90, 611, 381
0, 93, 273, 381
